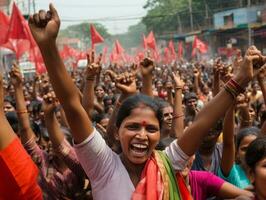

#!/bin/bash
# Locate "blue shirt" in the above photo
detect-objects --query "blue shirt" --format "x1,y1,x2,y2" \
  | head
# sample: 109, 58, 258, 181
218, 164, 251, 189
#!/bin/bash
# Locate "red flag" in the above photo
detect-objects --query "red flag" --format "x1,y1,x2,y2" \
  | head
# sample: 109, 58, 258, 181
178, 41, 184, 59
5, 3, 28, 41
163, 47, 170, 64
192, 36, 208, 56
168, 40, 176, 61
29, 46, 46, 74
0, 11, 9, 45
102, 46, 108, 64
143, 34, 147, 49
90, 24, 104, 48
110, 50, 118, 63
115, 40, 124, 55
146, 31, 156, 50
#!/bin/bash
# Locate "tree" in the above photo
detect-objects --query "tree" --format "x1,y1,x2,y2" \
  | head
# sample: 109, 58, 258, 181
141, 0, 259, 36
59, 22, 110, 45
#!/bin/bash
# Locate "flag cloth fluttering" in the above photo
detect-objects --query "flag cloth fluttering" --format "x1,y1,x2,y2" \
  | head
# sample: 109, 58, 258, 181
90, 24, 104, 49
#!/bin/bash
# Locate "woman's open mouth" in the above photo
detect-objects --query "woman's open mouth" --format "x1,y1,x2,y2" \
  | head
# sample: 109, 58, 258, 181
130, 143, 149, 157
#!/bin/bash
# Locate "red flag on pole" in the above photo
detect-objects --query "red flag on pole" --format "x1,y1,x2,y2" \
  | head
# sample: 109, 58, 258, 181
168, 40, 176, 61
0, 11, 9, 45
163, 47, 170, 64
115, 40, 124, 55
102, 46, 108, 64
178, 41, 184, 59
5, 3, 28, 41
146, 31, 156, 50
90, 24, 104, 49
143, 34, 147, 49
192, 36, 208, 57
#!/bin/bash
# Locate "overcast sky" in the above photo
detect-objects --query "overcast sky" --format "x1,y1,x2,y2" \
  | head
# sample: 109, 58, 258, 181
26, 0, 148, 34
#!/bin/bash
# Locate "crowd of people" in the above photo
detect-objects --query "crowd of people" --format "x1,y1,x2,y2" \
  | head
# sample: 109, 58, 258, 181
0, 4, 266, 200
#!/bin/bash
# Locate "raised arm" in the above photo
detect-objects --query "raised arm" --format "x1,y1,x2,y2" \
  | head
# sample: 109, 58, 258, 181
105, 70, 137, 149
257, 68, 266, 104
29, 5, 93, 143
212, 58, 222, 97
42, 92, 64, 147
171, 71, 185, 139
0, 75, 16, 150
42, 92, 85, 177
140, 58, 154, 97
237, 94, 252, 128
10, 64, 35, 144
82, 51, 102, 118
178, 46, 263, 156
166, 81, 174, 106
193, 68, 201, 95
220, 104, 235, 177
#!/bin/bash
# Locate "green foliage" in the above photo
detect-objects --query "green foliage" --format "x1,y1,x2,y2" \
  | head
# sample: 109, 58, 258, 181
59, 22, 110, 41
142, 0, 252, 36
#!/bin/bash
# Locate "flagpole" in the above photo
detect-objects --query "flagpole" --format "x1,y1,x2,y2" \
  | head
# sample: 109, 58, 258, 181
188, 0, 194, 31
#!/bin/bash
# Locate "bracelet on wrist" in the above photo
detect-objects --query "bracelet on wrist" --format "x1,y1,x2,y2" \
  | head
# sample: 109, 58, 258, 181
224, 78, 245, 99
86, 76, 95, 81
175, 86, 183, 90
173, 113, 184, 119
16, 109, 28, 114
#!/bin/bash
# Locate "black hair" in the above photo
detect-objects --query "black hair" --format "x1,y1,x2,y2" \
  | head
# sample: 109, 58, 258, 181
155, 98, 171, 110
184, 92, 198, 104
236, 127, 260, 150
5, 111, 19, 134
4, 96, 16, 109
116, 94, 163, 128
245, 136, 266, 171
93, 113, 110, 124
94, 83, 106, 92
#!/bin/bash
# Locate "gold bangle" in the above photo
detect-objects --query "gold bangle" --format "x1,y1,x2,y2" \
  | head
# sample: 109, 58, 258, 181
86, 76, 95, 81
173, 114, 184, 119
175, 86, 183, 90
16, 109, 28, 114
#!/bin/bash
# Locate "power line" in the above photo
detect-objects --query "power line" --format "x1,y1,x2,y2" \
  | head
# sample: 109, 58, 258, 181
35, 1, 144, 8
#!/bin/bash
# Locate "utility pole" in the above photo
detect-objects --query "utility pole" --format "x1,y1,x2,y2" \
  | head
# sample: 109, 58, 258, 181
247, 0, 251, 7
188, 0, 194, 31
177, 12, 182, 34
33, 0, 36, 12
204, 0, 209, 27
28, 0, 30, 18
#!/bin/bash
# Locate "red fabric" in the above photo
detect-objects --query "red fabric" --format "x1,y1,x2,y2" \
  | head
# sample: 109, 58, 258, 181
0, 40, 15, 51
5, 3, 28, 41
163, 47, 170, 64
146, 31, 156, 50
102, 46, 108, 64
115, 40, 124, 55
132, 156, 162, 200
90, 24, 104, 48
0, 137, 43, 200
178, 42, 183, 59
168, 40, 176, 60
192, 36, 208, 56
176, 172, 193, 200
143, 34, 147, 49
110, 50, 118, 63
13, 39, 31, 59
0, 11, 9, 45
29, 46, 46, 74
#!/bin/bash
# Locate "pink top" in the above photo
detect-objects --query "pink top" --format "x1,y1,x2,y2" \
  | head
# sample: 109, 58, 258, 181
74, 128, 189, 200
189, 170, 224, 200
